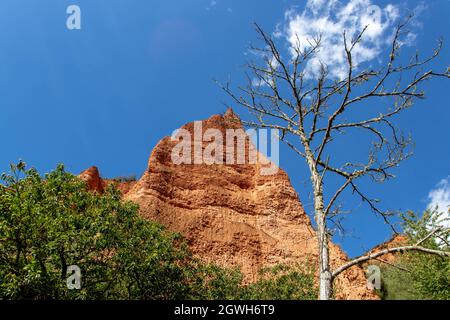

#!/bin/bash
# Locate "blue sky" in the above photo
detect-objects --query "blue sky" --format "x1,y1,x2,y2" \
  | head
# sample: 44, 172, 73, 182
0, 0, 449, 257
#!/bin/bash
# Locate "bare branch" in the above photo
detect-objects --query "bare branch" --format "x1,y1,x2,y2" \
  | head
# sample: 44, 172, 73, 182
332, 245, 450, 279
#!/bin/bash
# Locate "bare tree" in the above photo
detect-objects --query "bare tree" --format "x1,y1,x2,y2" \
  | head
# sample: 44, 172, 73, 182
219, 18, 450, 300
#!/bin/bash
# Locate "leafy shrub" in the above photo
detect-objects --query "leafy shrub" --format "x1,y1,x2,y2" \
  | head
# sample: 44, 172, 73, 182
242, 264, 317, 300
191, 263, 317, 300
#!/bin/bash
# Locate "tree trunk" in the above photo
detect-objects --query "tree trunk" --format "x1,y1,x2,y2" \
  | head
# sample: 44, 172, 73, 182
309, 161, 332, 300
316, 204, 331, 300
301, 132, 332, 300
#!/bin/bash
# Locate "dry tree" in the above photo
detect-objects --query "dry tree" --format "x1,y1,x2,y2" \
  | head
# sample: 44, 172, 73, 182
219, 16, 450, 299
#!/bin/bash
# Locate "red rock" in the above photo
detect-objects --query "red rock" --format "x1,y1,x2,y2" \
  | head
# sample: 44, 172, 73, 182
79, 166, 137, 196
78, 166, 105, 193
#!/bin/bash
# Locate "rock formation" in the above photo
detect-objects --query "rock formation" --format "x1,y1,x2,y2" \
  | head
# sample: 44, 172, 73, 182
79, 166, 136, 195
78, 166, 105, 193
80, 110, 378, 300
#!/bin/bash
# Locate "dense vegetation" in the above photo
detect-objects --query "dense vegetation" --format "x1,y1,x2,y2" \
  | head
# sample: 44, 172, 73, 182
376, 210, 450, 300
0, 162, 317, 300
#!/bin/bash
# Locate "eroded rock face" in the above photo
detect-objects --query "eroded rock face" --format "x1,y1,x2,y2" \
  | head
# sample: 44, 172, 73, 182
78, 166, 136, 196
79, 166, 105, 193
116, 110, 378, 300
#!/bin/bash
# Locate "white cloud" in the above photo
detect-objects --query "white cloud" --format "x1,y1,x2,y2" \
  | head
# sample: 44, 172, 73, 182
427, 177, 450, 227
280, 0, 402, 79
426, 177, 450, 245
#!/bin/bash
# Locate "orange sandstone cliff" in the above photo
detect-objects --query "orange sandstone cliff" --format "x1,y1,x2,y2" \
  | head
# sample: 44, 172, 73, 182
79, 110, 378, 300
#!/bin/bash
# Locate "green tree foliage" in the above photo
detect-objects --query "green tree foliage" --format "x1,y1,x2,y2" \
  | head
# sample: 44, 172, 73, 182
377, 210, 450, 300
193, 264, 318, 300
191, 264, 245, 300
0, 161, 198, 299
242, 264, 317, 300
0, 161, 318, 300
